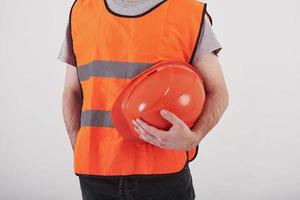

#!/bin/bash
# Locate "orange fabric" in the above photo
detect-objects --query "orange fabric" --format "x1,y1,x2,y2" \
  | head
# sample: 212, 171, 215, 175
74, 127, 187, 175
70, 0, 206, 176
81, 77, 130, 111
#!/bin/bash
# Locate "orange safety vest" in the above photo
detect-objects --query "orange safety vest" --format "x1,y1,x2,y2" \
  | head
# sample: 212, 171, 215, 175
69, 0, 207, 176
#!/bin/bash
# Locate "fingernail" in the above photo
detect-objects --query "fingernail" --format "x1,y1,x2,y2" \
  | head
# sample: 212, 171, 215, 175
160, 110, 166, 115
132, 119, 137, 125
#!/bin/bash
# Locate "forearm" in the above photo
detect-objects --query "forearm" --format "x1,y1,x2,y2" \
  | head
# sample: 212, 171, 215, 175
62, 91, 82, 150
191, 90, 228, 143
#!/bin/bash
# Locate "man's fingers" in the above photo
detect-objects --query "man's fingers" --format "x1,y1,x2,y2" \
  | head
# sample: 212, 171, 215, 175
134, 125, 160, 146
135, 118, 165, 138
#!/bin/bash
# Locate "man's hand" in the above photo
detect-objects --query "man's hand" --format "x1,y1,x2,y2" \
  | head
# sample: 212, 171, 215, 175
132, 109, 203, 151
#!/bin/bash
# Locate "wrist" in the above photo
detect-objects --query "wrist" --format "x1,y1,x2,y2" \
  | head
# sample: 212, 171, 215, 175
191, 131, 204, 147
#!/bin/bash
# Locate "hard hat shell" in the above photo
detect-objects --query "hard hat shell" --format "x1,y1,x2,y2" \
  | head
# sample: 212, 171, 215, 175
111, 60, 206, 142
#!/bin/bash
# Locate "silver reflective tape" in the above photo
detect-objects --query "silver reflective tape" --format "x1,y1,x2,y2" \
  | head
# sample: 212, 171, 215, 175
78, 60, 152, 81
80, 110, 114, 127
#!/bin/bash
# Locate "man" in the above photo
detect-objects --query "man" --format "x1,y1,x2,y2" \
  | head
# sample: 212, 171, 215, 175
58, 0, 228, 199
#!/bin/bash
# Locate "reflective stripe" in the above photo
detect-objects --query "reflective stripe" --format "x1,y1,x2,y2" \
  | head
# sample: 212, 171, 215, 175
81, 110, 114, 127
78, 60, 152, 81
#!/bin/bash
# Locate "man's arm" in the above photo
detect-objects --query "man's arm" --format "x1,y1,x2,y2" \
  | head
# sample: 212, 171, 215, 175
62, 64, 83, 150
191, 53, 229, 143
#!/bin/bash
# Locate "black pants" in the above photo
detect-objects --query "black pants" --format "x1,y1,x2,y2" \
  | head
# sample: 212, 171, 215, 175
79, 163, 195, 200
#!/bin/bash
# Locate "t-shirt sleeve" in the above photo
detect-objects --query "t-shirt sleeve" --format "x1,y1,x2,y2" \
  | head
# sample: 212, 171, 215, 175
192, 15, 222, 65
57, 22, 76, 67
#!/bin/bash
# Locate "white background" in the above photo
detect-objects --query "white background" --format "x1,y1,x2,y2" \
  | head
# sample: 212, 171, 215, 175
0, 0, 299, 199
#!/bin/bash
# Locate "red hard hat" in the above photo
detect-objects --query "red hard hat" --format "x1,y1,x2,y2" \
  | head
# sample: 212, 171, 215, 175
111, 60, 206, 142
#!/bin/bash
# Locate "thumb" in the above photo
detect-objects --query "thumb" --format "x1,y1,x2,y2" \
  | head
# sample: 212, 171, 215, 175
160, 109, 181, 125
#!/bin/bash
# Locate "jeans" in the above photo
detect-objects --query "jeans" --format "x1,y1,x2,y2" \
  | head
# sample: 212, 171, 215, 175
79, 163, 196, 200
